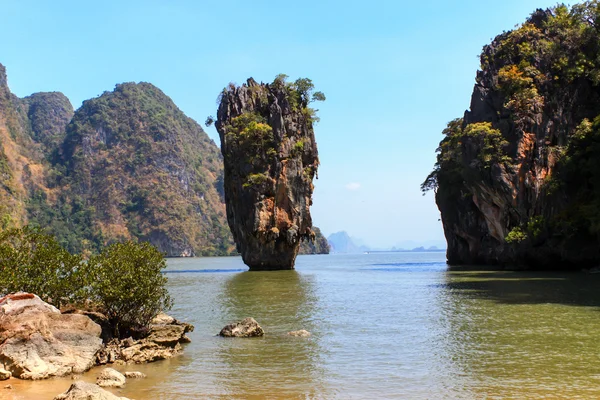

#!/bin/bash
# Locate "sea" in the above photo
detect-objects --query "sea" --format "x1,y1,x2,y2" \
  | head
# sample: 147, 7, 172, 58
8, 252, 600, 399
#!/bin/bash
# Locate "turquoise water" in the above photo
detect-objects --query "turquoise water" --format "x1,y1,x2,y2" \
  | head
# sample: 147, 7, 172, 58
10, 252, 600, 399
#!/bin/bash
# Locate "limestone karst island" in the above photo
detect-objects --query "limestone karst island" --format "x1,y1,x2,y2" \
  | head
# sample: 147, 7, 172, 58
2, 1, 600, 399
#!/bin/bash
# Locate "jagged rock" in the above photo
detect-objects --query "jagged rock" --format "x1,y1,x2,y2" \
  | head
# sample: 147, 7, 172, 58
54, 381, 130, 400
120, 341, 181, 364
0, 293, 103, 380
287, 330, 311, 337
96, 368, 126, 388
0, 368, 10, 380
427, 5, 600, 269
219, 318, 264, 338
95, 314, 193, 365
151, 313, 175, 325
215, 77, 321, 270
124, 371, 146, 379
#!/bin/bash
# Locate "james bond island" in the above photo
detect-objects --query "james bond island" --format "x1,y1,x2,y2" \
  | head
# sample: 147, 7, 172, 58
214, 76, 324, 270
423, 4, 600, 270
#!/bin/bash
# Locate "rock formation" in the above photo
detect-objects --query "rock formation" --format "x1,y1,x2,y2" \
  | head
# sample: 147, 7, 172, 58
95, 312, 193, 364
215, 76, 322, 270
0, 62, 234, 257
96, 368, 126, 388
298, 226, 330, 255
0, 293, 103, 379
219, 317, 264, 337
424, 4, 600, 269
54, 381, 131, 400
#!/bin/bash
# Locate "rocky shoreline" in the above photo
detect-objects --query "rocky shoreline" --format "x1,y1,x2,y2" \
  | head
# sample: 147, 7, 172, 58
0, 292, 193, 398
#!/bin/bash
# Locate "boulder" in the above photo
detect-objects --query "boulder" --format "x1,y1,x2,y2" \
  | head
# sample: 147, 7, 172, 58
54, 381, 130, 400
287, 330, 311, 337
151, 313, 175, 325
0, 293, 103, 379
0, 368, 10, 380
95, 314, 193, 365
219, 318, 264, 337
124, 371, 146, 379
96, 368, 126, 388
120, 341, 181, 364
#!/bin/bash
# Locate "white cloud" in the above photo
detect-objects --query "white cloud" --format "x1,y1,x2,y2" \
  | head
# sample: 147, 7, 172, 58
345, 182, 361, 191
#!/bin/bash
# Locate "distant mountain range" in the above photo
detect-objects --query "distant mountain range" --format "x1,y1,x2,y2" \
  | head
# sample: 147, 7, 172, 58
327, 231, 446, 254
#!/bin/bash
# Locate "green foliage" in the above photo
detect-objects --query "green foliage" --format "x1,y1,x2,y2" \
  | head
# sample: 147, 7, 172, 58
293, 140, 305, 154
270, 74, 325, 122
527, 216, 545, 239
554, 112, 600, 236
243, 173, 269, 188
224, 112, 276, 170
422, 119, 509, 195
0, 227, 86, 308
86, 241, 173, 336
505, 227, 527, 243
421, 118, 464, 194
463, 122, 510, 167
0, 227, 173, 337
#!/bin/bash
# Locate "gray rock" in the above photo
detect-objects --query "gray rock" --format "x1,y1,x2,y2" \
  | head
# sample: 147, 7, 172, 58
0, 368, 10, 380
0, 293, 103, 380
54, 381, 130, 400
151, 313, 175, 325
124, 371, 146, 379
96, 368, 126, 388
219, 318, 264, 337
95, 314, 193, 365
287, 330, 311, 337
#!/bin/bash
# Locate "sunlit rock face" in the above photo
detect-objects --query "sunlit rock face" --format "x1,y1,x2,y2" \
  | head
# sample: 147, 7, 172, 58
216, 77, 320, 270
427, 6, 600, 269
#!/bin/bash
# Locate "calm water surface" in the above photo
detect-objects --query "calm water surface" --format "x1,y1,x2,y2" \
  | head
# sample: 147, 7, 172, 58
8, 253, 600, 399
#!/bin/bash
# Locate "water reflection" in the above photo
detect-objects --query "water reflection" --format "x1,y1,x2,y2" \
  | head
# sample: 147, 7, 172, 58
216, 271, 328, 398
437, 269, 600, 398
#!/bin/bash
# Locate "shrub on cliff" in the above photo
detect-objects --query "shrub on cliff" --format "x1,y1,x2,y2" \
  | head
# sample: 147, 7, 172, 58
86, 241, 173, 336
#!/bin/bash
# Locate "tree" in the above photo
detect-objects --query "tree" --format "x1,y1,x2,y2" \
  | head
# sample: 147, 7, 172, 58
86, 241, 173, 337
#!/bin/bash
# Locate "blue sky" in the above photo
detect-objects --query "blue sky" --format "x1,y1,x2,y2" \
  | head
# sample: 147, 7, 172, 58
2, 0, 557, 248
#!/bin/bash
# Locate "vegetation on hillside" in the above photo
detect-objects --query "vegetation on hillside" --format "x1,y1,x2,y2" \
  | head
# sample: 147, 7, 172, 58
18, 82, 235, 256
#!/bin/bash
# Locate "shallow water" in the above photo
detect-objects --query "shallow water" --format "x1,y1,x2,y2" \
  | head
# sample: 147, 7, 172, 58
7, 253, 600, 399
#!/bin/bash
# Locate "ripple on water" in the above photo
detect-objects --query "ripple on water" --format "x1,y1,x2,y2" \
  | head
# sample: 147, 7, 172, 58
10, 253, 600, 399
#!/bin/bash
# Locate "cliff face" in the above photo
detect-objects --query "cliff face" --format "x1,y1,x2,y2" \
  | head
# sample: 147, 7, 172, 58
425, 4, 600, 269
59, 83, 233, 256
0, 64, 73, 229
0, 63, 234, 257
298, 226, 330, 255
215, 77, 322, 270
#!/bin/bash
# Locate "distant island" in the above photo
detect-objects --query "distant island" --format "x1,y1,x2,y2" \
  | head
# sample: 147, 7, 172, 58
326, 231, 446, 254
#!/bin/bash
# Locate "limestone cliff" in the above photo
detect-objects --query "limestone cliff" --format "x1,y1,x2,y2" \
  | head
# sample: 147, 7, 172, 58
59, 83, 233, 256
215, 76, 323, 270
0, 63, 234, 256
298, 226, 330, 255
0, 64, 73, 229
425, 3, 600, 269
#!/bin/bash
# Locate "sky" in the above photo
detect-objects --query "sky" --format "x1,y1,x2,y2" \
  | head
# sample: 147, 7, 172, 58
1, 0, 558, 248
